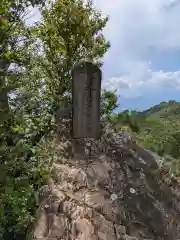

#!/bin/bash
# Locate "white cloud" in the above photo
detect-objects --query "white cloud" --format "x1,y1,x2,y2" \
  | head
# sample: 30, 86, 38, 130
26, 0, 180, 99
93, 0, 180, 97
102, 67, 180, 98
95, 0, 180, 54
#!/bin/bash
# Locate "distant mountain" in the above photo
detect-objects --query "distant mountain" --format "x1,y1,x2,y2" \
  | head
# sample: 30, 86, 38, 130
135, 100, 180, 159
118, 89, 180, 111
113, 100, 180, 160
139, 100, 180, 119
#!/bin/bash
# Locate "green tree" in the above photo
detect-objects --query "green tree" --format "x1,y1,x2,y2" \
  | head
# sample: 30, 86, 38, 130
101, 89, 119, 117
36, 0, 110, 111
12, 0, 111, 147
0, 0, 47, 237
0, 0, 110, 237
112, 110, 140, 133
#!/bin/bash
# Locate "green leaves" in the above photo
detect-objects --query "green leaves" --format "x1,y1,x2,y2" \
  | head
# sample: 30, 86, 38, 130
101, 90, 119, 117
0, 17, 8, 26
0, 0, 110, 237
110, 110, 140, 133
0, 183, 35, 232
0, 0, 48, 237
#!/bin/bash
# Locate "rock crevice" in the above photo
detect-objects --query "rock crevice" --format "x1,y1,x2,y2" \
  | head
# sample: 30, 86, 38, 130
29, 129, 180, 240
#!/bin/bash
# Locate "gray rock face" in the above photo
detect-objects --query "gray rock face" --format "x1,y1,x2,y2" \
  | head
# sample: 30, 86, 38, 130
29, 127, 180, 240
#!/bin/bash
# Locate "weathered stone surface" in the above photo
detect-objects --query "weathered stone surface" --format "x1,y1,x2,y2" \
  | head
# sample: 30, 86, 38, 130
72, 62, 101, 139
30, 127, 180, 240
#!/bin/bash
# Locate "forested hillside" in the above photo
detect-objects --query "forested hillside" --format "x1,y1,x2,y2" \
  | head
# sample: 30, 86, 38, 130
138, 100, 180, 157
111, 100, 180, 176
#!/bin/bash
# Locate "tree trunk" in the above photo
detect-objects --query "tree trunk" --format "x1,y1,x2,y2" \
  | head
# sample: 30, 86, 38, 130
0, 57, 10, 111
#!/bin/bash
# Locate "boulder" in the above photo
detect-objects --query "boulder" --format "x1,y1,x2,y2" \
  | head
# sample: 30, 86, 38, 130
29, 128, 180, 240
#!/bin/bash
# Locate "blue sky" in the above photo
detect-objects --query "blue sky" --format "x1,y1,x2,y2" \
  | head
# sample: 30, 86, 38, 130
95, 0, 180, 111
28, 0, 180, 111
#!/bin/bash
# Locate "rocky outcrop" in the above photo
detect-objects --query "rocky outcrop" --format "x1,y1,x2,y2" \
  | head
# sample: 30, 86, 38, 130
29, 127, 180, 240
